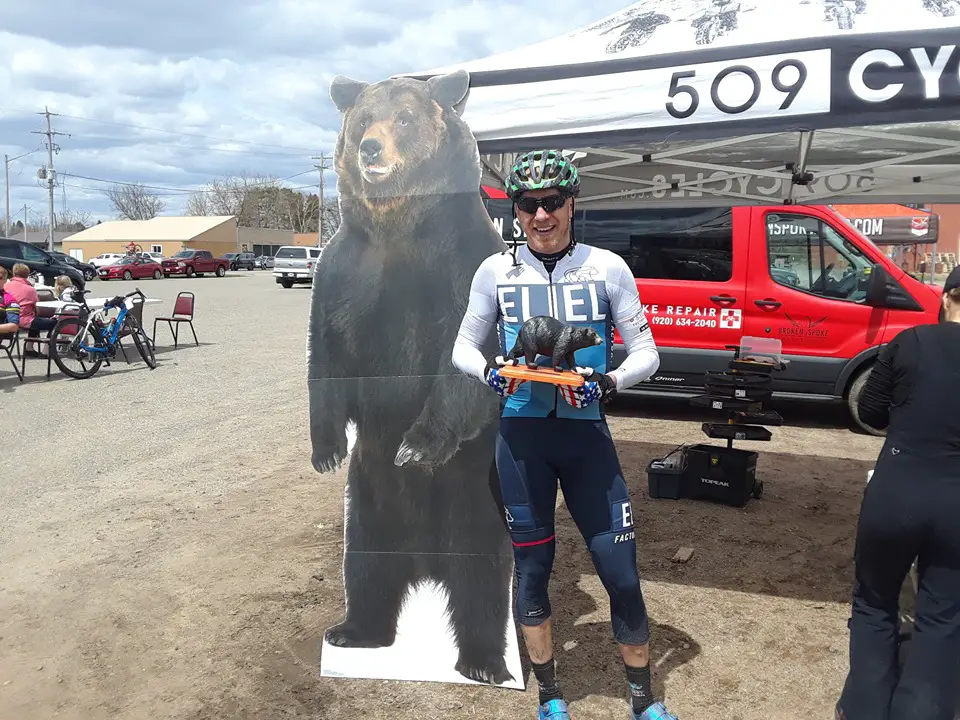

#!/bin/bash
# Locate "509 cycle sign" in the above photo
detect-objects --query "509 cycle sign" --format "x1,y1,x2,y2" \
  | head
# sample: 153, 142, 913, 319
658, 50, 831, 124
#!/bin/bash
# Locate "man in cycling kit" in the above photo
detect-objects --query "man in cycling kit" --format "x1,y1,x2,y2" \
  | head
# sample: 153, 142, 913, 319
452, 150, 678, 720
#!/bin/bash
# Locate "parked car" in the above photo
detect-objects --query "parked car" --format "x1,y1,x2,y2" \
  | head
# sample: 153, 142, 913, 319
49, 250, 97, 281
257, 255, 274, 269
161, 249, 230, 277
482, 200, 943, 435
98, 256, 163, 280
273, 245, 321, 288
230, 252, 257, 271
0, 237, 85, 289
89, 253, 126, 268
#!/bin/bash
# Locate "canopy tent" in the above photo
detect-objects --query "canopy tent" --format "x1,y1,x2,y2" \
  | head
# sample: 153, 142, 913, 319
402, 0, 960, 209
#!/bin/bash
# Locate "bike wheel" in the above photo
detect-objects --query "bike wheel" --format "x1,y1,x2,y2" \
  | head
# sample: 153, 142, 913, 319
125, 315, 157, 369
50, 318, 105, 379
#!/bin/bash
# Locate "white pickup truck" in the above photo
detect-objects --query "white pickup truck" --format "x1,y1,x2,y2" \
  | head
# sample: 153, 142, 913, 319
273, 245, 322, 288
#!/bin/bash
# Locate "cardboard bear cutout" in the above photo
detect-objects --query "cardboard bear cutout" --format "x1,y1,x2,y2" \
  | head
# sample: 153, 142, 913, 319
308, 68, 523, 688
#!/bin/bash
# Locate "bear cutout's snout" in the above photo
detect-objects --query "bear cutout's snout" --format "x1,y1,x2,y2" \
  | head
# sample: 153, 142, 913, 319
360, 137, 383, 162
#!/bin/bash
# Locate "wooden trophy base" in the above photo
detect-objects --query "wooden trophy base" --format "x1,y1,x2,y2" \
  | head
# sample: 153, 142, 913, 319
499, 364, 585, 387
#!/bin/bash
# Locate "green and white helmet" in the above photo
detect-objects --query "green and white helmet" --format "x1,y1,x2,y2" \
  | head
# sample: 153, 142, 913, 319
505, 149, 580, 199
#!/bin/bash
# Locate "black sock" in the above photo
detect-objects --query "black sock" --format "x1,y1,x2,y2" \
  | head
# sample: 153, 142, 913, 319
625, 663, 654, 714
531, 657, 563, 705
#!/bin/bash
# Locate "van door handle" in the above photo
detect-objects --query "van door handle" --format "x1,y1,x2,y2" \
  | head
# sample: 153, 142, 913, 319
709, 295, 737, 304
754, 298, 782, 309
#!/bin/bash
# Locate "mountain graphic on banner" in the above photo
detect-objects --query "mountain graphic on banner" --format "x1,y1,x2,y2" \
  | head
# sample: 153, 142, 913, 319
564, 0, 960, 59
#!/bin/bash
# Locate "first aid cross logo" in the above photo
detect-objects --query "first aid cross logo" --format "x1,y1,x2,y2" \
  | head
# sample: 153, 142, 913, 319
719, 308, 742, 329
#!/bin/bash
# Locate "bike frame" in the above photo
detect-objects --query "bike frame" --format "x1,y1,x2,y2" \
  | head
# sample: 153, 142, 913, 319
79, 304, 130, 354
63, 290, 142, 355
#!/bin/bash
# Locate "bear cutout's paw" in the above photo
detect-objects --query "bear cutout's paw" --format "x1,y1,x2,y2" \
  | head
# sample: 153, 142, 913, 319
394, 424, 458, 470
324, 621, 396, 649
454, 650, 515, 686
312, 444, 348, 474
311, 431, 349, 474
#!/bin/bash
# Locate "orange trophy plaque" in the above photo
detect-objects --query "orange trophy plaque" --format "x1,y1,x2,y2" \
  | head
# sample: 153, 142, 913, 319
498, 363, 585, 387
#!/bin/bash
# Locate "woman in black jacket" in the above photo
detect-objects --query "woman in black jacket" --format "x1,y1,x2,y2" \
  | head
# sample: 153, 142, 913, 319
837, 267, 960, 720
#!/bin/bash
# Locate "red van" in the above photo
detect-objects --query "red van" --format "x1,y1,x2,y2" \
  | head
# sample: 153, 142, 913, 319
482, 193, 942, 434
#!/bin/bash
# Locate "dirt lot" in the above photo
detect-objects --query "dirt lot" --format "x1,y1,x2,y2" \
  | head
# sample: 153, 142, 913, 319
0, 270, 884, 720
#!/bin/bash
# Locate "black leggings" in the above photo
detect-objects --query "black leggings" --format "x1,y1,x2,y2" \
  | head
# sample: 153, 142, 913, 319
839, 443, 960, 720
495, 416, 649, 646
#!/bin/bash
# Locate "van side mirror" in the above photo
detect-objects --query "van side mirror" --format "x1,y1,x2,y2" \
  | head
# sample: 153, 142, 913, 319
865, 265, 889, 307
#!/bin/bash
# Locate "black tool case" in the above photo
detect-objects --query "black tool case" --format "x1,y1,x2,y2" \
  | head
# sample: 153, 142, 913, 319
646, 338, 788, 507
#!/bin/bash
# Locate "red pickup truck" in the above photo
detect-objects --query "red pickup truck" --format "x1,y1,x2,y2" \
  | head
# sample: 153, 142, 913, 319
162, 249, 230, 278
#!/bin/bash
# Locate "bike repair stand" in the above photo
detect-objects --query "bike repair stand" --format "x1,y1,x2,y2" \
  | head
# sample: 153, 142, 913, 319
648, 337, 787, 507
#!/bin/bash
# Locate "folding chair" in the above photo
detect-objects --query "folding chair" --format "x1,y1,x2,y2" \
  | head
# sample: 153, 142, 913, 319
0, 330, 23, 382
153, 292, 198, 348
20, 299, 65, 380
116, 295, 147, 364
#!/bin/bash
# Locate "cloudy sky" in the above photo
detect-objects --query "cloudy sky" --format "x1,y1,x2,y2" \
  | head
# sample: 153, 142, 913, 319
0, 0, 629, 228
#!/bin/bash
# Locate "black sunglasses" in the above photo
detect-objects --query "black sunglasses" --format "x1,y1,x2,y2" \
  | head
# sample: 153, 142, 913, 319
515, 193, 568, 214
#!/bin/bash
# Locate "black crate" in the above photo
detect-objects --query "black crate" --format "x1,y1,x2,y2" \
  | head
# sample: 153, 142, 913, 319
647, 449, 686, 500
682, 443, 762, 507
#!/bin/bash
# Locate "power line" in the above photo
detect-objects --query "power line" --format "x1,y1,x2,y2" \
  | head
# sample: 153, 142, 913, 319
58, 169, 315, 196
55, 113, 325, 154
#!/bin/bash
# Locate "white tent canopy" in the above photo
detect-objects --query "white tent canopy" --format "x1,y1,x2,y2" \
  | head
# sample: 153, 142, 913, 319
402, 0, 960, 208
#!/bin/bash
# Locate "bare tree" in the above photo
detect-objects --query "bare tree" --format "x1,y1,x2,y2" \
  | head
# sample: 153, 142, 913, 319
185, 172, 328, 232
104, 183, 166, 220
55, 208, 93, 231
320, 204, 341, 244
184, 191, 212, 216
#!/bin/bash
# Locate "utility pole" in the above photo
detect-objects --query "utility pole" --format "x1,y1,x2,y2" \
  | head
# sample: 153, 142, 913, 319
311, 153, 330, 247
32, 107, 68, 251
4, 155, 8, 239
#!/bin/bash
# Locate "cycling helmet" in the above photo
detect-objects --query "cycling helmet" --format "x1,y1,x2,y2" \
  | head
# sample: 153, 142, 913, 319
505, 149, 580, 199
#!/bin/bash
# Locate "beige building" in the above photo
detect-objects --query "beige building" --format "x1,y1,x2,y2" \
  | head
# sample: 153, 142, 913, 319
61, 216, 239, 262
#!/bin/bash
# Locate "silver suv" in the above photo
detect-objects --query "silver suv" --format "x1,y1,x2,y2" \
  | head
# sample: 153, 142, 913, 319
273, 245, 322, 288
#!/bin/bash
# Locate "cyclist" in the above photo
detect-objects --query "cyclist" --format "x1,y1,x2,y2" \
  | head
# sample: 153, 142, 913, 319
452, 150, 676, 720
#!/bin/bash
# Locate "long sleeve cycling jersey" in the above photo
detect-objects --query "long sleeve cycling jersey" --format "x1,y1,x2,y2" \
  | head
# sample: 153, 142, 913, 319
452, 242, 659, 420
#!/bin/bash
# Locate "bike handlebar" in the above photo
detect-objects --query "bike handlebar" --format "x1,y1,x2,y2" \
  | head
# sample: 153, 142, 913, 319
103, 288, 146, 309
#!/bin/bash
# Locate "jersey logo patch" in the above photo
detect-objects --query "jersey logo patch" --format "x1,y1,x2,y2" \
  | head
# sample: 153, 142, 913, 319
611, 500, 633, 530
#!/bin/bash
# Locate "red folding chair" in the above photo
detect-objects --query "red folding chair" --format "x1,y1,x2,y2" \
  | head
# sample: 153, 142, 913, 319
153, 292, 198, 348
0, 330, 23, 382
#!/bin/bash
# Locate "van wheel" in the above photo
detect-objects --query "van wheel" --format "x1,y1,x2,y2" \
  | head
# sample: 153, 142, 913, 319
847, 365, 887, 437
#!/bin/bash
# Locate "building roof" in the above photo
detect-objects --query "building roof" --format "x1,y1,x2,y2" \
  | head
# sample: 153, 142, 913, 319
65, 215, 235, 242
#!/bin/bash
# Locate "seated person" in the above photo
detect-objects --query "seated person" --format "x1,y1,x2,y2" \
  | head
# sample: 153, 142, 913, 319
54, 275, 77, 302
0, 266, 21, 336
5, 263, 58, 353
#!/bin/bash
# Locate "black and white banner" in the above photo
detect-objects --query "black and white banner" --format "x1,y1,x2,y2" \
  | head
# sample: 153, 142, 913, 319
405, 0, 960, 152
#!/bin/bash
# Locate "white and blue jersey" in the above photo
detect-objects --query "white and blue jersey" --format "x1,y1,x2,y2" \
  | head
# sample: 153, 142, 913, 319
452, 242, 660, 420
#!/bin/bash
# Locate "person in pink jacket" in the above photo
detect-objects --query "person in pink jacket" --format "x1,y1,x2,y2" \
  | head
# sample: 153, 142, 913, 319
5, 263, 57, 351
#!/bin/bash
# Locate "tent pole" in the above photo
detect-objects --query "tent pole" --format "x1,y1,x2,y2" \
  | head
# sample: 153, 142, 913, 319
787, 131, 816, 203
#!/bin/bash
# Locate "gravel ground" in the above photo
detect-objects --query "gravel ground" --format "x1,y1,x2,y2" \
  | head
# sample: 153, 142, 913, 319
0, 270, 886, 720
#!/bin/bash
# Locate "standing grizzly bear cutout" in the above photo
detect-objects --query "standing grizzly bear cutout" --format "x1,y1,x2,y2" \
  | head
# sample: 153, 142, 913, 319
308, 69, 521, 687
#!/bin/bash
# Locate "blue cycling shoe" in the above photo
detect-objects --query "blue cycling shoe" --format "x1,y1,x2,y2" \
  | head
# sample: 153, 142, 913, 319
539, 698, 572, 720
632, 701, 679, 720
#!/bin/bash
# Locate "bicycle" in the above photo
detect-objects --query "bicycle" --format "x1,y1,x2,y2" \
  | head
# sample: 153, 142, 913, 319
50, 288, 157, 379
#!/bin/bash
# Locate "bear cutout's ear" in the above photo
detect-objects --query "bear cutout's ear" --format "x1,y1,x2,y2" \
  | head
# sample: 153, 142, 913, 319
427, 70, 470, 115
330, 75, 369, 112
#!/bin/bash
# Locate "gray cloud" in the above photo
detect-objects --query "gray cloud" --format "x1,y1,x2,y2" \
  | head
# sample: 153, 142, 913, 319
0, 0, 628, 222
